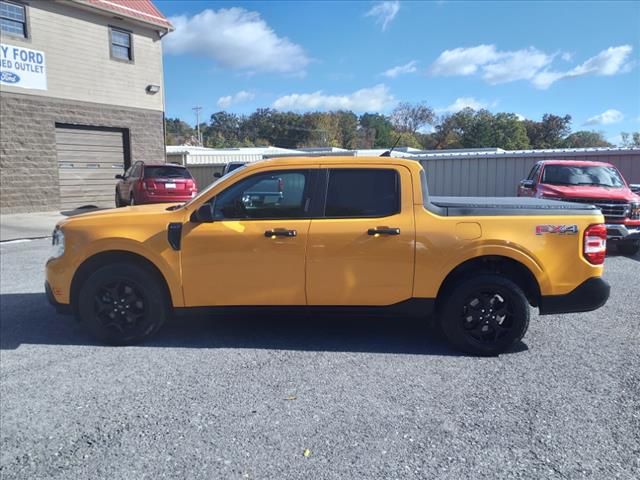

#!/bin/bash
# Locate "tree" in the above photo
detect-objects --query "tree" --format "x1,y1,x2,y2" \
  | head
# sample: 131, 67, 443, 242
562, 131, 613, 148
490, 113, 530, 150
432, 109, 529, 150
204, 111, 244, 147
359, 113, 395, 147
620, 132, 640, 147
390, 102, 435, 134
524, 114, 572, 149
165, 117, 195, 145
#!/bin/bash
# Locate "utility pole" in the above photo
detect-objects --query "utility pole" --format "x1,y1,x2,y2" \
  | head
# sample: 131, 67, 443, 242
192, 106, 202, 146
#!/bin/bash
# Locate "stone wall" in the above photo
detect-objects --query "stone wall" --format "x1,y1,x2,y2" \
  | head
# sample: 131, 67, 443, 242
0, 92, 164, 213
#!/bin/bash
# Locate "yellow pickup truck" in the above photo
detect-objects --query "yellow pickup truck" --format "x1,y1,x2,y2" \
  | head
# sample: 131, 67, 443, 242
46, 157, 610, 355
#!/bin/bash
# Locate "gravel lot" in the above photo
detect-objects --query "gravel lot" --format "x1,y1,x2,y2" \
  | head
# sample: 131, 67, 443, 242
1, 238, 638, 479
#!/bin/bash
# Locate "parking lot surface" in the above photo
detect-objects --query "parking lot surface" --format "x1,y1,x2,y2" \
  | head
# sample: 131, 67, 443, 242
1, 238, 639, 479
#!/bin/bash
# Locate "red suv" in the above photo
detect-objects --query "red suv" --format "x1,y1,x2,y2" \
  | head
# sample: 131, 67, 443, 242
518, 160, 640, 255
115, 162, 197, 207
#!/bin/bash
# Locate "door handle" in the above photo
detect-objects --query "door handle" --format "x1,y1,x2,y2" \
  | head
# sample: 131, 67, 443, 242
367, 227, 400, 236
264, 229, 297, 238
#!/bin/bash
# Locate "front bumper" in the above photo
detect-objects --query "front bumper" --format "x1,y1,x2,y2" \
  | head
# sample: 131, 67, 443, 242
45, 281, 72, 315
606, 223, 640, 241
539, 277, 610, 315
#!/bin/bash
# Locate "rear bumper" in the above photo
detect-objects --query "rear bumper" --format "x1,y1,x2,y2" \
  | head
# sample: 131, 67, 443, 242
606, 223, 640, 241
539, 277, 610, 315
45, 281, 72, 315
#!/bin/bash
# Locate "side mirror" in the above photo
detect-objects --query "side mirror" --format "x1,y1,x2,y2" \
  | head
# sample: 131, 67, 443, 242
190, 203, 214, 223
520, 179, 535, 189
115, 174, 124, 180
213, 172, 222, 178
630, 184, 640, 194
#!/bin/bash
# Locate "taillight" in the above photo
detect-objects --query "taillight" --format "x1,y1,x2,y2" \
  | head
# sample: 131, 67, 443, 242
143, 180, 156, 190
583, 224, 607, 265
187, 179, 196, 191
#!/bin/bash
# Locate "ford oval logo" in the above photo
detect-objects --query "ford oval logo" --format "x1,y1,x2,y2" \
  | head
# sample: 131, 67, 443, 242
0, 71, 20, 84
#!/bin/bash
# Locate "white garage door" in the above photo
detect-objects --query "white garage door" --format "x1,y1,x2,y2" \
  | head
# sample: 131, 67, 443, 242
56, 127, 126, 210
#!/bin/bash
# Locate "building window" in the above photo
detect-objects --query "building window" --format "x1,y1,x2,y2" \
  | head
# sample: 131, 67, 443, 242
0, 1, 27, 38
110, 27, 132, 61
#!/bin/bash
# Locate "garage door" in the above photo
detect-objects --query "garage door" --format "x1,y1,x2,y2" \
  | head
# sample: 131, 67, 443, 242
56, 127, 126, 210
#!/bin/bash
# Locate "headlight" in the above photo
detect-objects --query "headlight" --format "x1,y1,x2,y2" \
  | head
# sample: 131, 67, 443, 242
630, 202, 640, 220
50, 227, 65, 260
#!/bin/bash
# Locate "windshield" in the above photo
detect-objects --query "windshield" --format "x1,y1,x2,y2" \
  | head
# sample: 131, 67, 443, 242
541, 165, 625, 188
144, 166, 192, 179
183, 164, 248, 208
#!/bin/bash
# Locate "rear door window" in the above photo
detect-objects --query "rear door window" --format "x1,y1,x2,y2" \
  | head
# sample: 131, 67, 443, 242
324, 169, 400, 218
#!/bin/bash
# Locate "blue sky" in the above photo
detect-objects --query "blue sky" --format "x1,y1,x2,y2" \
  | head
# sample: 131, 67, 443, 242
157, 0, 640, 144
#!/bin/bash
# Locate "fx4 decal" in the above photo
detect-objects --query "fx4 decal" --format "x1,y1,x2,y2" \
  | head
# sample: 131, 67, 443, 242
536, 224, 579, 235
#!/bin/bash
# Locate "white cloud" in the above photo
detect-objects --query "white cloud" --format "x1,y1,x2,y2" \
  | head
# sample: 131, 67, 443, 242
561, 52, 573, 62
569, 45, 633, 76
429, 44, 499, 76
429, 44, 634, 89
482, 48, 552, 84
366, 1, 400, 31
515, 113, 527, 121
382, 60, 418, 78
217, 90, 255, 109
436, 97, 488, 113
533, 45, 634, 89
584, 109, 624, 126
273, 84, 395, 112
163, 8, 310, 74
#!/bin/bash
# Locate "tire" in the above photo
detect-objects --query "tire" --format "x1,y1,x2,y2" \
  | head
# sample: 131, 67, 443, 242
77, 263, 169, 345
438, 274, 530, 356
115, 190, 122, 207
617, 241, 640, 256
129, 195, 135, 206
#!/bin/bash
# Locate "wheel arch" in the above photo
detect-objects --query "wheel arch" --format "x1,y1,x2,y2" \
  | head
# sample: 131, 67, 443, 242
70, 250, 175, 315
435, 255, 541, 310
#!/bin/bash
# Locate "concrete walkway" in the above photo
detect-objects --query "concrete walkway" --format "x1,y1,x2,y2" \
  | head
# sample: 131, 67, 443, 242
0, 211, 65, 242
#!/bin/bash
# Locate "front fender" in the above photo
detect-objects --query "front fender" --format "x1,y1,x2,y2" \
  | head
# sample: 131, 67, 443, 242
55, 234, 184, 307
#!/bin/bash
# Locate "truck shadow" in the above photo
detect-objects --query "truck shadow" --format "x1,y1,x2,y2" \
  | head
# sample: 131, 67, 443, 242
0, 292, 528, 356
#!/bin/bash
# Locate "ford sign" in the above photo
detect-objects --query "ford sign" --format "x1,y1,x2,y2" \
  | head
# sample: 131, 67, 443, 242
0, 71, 20, 84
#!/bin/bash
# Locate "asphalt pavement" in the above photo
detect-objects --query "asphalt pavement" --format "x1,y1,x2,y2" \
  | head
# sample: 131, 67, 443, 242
0, 239, 638, 479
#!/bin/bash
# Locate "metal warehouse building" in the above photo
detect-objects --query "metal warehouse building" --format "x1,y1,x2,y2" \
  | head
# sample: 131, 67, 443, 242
415, 147, 640, 197
0, 0, 172, 213
167, 145, 640, 196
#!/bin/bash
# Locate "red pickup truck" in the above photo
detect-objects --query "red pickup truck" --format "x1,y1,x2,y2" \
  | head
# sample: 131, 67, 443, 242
518, 160, 640, 255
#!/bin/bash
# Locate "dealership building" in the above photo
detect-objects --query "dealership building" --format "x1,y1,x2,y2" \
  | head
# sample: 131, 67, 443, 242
0, 0, 172, 213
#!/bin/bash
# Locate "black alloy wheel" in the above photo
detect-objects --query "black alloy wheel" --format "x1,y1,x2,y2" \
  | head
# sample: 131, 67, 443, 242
77, 263, 168, 345
94, 280, 147, 334
461, 290, 514, 345
439, 275, 530, 356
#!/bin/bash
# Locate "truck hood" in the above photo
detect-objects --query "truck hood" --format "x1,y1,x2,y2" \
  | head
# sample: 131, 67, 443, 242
58, 203, 184, 228
541, 184, 638, 202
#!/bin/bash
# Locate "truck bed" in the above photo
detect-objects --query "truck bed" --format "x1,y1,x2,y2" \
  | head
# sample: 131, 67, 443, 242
429, 196, 600, 217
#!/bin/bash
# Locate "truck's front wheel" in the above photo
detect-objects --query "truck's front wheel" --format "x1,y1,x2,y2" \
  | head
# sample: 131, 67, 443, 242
77, 263, 168, 345
439, 275, 530, 356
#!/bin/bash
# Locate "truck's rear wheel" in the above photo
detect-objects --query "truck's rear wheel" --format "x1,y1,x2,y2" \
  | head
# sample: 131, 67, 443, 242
439, 275, 530, 356
77, 263, 168, 345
